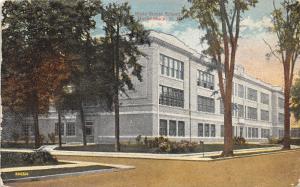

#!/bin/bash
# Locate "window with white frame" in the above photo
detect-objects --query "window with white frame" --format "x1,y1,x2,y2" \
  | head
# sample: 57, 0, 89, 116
197, 70, 214, 90
260, 93, 269, 105
238, 84, 244, 98
211, 124, 216, 137
247, 106, 257, 120
198, 123, 204, 137
278, 113, 284, 123
160, 54, 184, 80
159, 85, 184, 108
278, 97, 284, 109
238, 104, 244, 118
169, 120, 177, 136
23, 122, 32, 137
66, 122, 75, 136
261, 129, 270, 138
159, 120, 167, 136
261, 110, 269, 121
247, 87, 257, 101
178, 121, 185, 136
198, 96, 215, 113
85, 121, 93, 136
55, 123, 64, 136
205, 124, 210, 137
240, 127, 243, 137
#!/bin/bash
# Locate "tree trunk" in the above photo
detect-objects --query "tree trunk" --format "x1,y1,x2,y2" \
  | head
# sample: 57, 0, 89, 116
114, 24, 121, 152
32, 111, 40, 149
80, 102, 87, 146
283, 79, 291, 149
222, 85, 234, 157
58, 108, 62, 148
114, 90, 120, 152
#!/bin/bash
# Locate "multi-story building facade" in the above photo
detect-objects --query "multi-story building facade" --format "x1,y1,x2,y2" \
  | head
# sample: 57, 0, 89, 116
2, 31, 285, 144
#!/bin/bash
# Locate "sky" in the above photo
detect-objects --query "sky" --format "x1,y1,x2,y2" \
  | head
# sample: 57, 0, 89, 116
92, 0, 300, 87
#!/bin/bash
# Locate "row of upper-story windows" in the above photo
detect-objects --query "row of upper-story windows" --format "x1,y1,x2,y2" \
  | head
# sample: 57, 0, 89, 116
159, 54, 272, 106
160, 54, 184, 80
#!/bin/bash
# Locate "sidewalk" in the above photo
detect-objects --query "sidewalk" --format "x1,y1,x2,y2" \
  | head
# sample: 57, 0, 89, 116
2, 145, 300, 161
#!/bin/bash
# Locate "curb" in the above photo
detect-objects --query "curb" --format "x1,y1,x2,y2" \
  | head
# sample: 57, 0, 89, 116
3, 167, 133, 184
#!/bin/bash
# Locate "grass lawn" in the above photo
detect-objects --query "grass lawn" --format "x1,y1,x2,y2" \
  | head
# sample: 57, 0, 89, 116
1, 165, 113, 182
56, 143, 277, 153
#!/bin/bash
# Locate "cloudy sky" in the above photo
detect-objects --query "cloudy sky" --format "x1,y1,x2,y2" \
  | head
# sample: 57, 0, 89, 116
93, 0, 300, 87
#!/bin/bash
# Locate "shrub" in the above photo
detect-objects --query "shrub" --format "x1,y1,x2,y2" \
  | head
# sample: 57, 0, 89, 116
268, 136, 283, 144
48, 133, 56, 144
233, 136, 246, 145
135, 135, 142, 144
144, 136, 148, 146
21, 151, 58, 164
157, 140, 198, 153
12, 131, 20, 143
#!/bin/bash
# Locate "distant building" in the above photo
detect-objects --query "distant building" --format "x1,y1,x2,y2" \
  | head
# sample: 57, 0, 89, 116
2, 31, 285, 144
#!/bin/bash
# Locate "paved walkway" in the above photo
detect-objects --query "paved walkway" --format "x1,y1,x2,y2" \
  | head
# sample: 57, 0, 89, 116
2, 145, 300, 161
9, 149, 300, 187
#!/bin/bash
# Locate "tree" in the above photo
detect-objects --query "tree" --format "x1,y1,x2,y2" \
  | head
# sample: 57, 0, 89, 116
100, 2, 150, 152
181, 0, 257, 156
291, 73, 300, 121
2, 0, 101, 148
266, 0, 300, 149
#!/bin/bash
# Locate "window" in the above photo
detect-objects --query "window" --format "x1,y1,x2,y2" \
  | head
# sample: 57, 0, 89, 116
198, 96, 215, 113
160, 54, 184, 80
169, 120, 177, 136
247, 107, 257, 120
197, 70, 214, 90
261, 110, 269, 121
83, 96, 99, 107
178, 121, 185, 136
55, 123, 64, 136
211, 124, 216, 137
23, 123, 32, 137
248, 127, 258, 138
238, 104, 244, 118
221, 125, 224, 137
159, 120, 167, 136
198, 123, 204, 137
278, 113, 284, 123
278, 98, 284, 109
247, 88, 257, 101
205, 124, 210, 137
248, 127, 252, 138
220, 100, 224, 114
240, 127, 243, 137
85, 121, 93, 136
261, 93, 269, 105
238, 84, 244, 98
159, 85, 184, 108
66, 122, 75, 136
261, 129, 270, 138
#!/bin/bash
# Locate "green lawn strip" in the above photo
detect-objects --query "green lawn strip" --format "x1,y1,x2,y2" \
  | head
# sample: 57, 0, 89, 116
56, 143, 277, 153
1, 165, 113, 181
1, 152, 61, 168
210, 148, 300, 159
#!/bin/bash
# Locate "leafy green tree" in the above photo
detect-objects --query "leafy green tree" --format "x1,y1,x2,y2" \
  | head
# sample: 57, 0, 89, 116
100, 2, 150, 151
2, 0, 101, 148
181, 0, 257, 156
291, 73, 300, 121
266, 0, 300, 149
